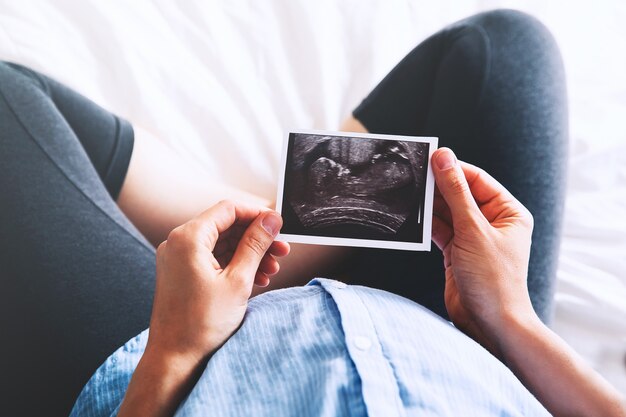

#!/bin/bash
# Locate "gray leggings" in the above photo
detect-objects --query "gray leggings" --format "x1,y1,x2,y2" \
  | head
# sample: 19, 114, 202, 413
348, 9, 568, 322
0, 63, 156, 416
0, 9, 567, 417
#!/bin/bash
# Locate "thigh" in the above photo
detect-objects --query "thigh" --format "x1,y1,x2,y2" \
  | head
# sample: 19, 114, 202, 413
0, 63, 155, 416
350, 10, 568, 322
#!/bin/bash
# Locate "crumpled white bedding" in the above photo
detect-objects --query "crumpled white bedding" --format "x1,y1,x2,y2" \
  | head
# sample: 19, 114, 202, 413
1, 0, 624, 392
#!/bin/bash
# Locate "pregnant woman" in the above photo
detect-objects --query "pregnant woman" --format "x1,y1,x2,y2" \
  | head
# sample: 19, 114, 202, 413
0, 9, 623, 417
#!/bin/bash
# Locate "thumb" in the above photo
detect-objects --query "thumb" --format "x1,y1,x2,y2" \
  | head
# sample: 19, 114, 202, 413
432, 148, 482, 224
227, 211, 282, 279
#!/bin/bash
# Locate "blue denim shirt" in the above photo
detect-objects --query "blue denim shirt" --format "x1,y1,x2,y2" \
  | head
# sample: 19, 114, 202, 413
70, 279, 549, 417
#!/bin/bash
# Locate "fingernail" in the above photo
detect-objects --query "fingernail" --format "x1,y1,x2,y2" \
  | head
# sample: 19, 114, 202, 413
436, 148, 457, 170
261, 212, 281, 237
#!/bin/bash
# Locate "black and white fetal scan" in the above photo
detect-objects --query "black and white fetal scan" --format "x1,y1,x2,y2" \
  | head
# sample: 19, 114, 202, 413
279, 132, 433, 248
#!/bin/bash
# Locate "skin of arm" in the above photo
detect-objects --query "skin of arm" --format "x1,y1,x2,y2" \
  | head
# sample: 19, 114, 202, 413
118, 201, 290, 417
430, 147, 626, 417
117, 126, 351, 290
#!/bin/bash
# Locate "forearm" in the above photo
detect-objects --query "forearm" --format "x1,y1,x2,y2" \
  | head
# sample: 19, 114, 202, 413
498, 313, 626, 417
118, 348, 205, 417
117, 126, 270, 247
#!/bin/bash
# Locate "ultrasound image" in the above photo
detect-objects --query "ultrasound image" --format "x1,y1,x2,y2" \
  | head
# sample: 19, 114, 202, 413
281, 133, 429, 243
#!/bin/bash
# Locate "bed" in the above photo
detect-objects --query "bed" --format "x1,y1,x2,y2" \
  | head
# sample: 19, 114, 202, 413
1, 0, 624, 392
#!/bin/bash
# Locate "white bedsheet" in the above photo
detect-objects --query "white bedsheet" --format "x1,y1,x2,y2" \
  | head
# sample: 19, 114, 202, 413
1, 0, 625, 392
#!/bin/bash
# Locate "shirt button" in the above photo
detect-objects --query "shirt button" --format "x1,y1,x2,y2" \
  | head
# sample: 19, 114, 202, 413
332, 281, 347, 289
353, 336, 372, 351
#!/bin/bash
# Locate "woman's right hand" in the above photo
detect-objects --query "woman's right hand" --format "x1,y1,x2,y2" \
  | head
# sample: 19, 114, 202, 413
430, 147, 536, 355
118, 200, 289, 417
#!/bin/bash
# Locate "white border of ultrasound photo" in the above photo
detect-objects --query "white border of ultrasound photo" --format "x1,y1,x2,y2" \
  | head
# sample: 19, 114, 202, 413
274, 129, 438, 251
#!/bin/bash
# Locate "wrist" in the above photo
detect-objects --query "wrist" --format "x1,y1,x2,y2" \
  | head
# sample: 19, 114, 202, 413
118, 344, 208, 417
141, 343, 208, 377
470, 303, 542, 360
493, 309, 545, 363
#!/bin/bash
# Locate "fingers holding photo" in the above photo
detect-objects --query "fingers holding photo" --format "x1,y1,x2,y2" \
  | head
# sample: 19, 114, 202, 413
431, 149, 532, 233
269, 240, 290, 257
148, 200, 289, 362
192, 200, 266, 249
227, 211, 284, 280
189, 201, 289, 272
431, 215, 453, 254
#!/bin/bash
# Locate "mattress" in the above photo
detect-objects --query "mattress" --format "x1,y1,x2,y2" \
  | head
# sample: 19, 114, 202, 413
1, 0, 624, 392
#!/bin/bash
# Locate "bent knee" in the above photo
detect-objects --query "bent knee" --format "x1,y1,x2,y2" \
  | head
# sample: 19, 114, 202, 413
0, 61, 45, 91
473, 9, 559, 53
479, 9, 545, 29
